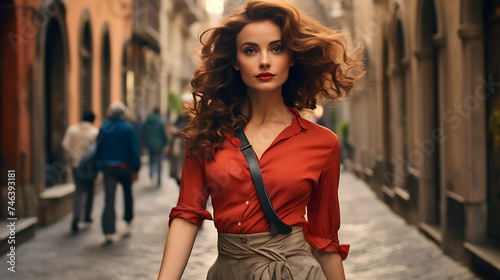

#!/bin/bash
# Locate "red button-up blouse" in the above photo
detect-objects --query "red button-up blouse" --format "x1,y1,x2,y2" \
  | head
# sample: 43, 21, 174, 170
169, 107, 349, 260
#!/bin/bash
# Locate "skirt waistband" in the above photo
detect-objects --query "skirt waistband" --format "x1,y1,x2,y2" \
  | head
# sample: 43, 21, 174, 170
208, 226, 327, 280
217, 226, 305, 261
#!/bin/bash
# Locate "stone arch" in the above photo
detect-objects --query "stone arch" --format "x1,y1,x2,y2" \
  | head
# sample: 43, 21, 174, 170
79, 9, 93, 115
34, 0, 70, 188
416, 0, 447, 45
389, 1, 412, 62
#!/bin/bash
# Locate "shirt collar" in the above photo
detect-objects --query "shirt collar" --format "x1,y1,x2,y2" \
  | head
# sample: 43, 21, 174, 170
225, 106, 308, 148
288, 106, 308, 133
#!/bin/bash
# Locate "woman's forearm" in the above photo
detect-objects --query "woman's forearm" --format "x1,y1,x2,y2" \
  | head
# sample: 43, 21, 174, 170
157, 218, 199, 280
315, 250, 346, 280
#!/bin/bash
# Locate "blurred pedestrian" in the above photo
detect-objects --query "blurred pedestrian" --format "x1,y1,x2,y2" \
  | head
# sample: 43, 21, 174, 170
157, 1, 361, 279
62, 110, 99, 233
167, 93, 193, 186
141, 107, 167, 186
95, 102, 141, 243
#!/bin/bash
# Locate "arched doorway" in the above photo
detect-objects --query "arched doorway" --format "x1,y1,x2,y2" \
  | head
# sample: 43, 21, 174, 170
44, 17, 68, 187
79, 14, 93, 114
392, 18, 410, 190
101, 27, 111, 120
485, 0, 500, 244
382, 37, 393, 188
417, 0, 442, 228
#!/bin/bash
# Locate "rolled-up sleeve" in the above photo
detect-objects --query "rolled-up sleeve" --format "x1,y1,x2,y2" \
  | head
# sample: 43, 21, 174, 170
305, 137, 349, 260
169, 151, 213, 227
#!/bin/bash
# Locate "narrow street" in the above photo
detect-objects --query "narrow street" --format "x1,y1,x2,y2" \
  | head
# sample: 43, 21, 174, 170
0, 162, 480, 279
2, 0, 499, 278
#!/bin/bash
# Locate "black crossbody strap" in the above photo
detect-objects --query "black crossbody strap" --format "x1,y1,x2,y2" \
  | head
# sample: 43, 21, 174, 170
236, 130, 292, 236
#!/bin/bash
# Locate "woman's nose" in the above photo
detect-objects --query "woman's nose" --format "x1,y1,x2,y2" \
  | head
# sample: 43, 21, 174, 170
259, 54, 271, 69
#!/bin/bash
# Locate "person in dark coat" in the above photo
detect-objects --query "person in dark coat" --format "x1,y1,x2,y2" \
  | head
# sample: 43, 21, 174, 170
142, 107, 167, 186
95, 102, 141, 243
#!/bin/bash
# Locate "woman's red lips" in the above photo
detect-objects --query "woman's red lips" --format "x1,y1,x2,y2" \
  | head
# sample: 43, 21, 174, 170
256, 72, 275, 80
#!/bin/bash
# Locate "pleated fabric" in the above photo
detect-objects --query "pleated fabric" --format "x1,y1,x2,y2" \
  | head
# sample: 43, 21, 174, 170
207, 226, 326, 280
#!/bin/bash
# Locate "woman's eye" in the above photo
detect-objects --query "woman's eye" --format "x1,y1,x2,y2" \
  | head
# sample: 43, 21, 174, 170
271, 46, 283, 53
244, 48, 257, 54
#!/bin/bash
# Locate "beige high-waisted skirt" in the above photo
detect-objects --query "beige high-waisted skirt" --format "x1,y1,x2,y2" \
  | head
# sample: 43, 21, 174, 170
207, 226, 327, 280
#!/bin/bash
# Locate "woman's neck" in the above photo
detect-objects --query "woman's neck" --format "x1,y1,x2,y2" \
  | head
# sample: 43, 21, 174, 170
242, 88, 291, 126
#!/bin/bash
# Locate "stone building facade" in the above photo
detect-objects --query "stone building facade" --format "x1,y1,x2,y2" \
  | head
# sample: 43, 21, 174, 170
126, 0, 207, 120
160, 0, 207, 115
341, 0, 500, 278
0, 0, 134, 242
0, 0, 207, 252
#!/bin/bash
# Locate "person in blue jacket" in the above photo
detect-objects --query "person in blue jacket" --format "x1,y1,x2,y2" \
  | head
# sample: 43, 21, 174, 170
95, 101, 141, 243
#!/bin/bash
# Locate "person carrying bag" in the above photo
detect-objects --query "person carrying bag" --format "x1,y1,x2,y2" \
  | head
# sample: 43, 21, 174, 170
62, 110, 99, 233
157, 0, 361, 279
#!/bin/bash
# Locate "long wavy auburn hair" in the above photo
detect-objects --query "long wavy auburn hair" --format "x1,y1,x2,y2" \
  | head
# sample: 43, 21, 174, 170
183, 0, 362, 160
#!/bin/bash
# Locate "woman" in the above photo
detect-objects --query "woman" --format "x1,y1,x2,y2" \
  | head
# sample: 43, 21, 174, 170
158, 0, 360, 279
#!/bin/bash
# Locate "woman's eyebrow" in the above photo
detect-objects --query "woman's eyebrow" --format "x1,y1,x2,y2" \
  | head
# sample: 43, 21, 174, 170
240, 40, 282, 48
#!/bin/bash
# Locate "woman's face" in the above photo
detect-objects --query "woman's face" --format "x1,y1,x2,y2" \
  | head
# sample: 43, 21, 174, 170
234, 20, 294, 94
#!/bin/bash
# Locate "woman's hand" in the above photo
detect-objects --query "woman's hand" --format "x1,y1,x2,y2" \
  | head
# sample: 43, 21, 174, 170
313, 249, 346, 280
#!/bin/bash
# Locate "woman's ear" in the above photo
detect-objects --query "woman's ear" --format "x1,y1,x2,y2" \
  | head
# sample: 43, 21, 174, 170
233, 60, 240, 71
289, 59, 295, 67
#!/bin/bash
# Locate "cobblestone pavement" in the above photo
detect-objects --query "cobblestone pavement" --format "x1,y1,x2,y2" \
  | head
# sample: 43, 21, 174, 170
338, 173, 480, 280
0, 162, 481, 280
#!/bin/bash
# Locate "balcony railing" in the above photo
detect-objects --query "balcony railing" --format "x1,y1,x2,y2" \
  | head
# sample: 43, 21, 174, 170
134, 0, 160, 45
173, 0, 206, 25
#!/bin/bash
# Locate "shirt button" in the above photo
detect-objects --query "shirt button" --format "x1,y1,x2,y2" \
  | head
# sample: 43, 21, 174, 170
238, 222, 241, 226
245, 201, 249, 205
